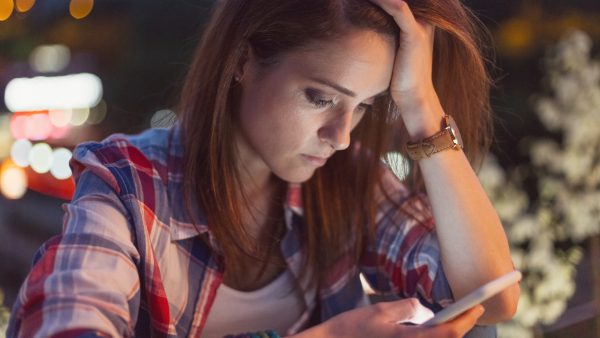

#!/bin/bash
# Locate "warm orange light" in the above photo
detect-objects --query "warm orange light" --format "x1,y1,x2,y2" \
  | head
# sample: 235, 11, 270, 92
69, 0, 93, 19
15, 0, 34, 12
0, 158, 28, 199
497, 18, 535, 57
25, 166, 75, 200
0, 0, 14, 21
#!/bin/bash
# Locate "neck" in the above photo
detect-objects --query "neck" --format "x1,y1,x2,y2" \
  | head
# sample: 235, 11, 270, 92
234, 130, 273, 196
232, 129, 287, 241
236, 162, 286, 242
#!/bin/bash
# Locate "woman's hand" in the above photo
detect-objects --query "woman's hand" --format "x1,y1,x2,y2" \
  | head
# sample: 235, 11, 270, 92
370, 1, 521, 324
370, 0, 444, 140
290, 298, 485, 338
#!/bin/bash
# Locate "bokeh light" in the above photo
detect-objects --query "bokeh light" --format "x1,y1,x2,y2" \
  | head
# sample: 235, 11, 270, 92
10, 114, 27, 139
10, 139, 32, 168
151, 109, 177, 128
0, 0, 14, 21
0, 159, 28, 199
15, 0, 35, 13
29, 44, 71, 73
70, 107, 90, 126
497, 18, 536, 57
49, 109, 72, 127
87, 100, 107, 125
50, 148, 72, 180
29, 142, 53, 174
5, 73, 103, 112
10, 112, 75, 141
0, 115, 11, 158
69, 0, 93, 20
26, 113, 52, 140
48, 125, 70, 140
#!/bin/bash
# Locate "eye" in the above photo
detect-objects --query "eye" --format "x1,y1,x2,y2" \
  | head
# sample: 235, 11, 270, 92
305, 88, 335, 109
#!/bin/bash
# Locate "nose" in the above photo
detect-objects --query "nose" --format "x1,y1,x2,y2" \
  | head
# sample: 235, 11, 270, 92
317, 110, 353, 151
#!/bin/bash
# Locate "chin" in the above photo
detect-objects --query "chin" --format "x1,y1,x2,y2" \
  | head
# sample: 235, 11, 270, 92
274, 167, 317, 184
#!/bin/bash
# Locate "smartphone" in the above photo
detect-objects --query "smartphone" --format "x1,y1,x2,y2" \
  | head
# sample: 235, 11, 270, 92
422, 270, 522, 326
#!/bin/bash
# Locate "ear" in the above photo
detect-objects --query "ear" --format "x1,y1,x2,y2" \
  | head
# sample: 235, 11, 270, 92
234, 42, 256, 82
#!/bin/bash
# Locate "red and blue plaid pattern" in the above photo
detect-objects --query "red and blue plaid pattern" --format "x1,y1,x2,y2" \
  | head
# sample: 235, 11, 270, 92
7, 124, 452, 337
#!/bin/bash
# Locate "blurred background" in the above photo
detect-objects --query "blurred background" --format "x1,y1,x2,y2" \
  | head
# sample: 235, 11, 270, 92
0, 0, 599, 337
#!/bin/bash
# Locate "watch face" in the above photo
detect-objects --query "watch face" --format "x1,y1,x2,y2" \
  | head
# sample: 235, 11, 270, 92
447, 116, 463, 148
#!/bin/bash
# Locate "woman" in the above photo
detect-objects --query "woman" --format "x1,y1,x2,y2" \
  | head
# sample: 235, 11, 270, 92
8, 0, 519, 337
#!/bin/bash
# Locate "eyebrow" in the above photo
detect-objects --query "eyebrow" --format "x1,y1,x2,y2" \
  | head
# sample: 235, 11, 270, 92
309, 76, 389, 100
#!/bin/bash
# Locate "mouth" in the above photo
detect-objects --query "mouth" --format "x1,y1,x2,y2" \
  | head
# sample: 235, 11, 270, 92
302, 154, 329, 167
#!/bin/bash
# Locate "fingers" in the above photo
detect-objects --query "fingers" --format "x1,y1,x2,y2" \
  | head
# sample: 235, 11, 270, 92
369, 0, 437, 106
370, 0, 435, 44
371, 0, 418, 34
446, 305, 485, 332
426, 305, 486, 337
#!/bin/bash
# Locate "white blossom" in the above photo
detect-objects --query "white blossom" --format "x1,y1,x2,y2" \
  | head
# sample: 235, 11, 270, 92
479, 30, 600, 337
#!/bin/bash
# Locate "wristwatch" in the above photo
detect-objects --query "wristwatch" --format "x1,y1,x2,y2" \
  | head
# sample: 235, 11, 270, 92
406, 115, 463, 160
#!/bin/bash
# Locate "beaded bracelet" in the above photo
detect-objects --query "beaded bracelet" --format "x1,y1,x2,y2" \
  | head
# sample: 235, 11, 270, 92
223, 329, 281, 338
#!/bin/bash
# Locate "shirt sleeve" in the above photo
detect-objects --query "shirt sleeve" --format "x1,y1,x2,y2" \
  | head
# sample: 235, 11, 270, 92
7, 166, 142, 338
359, 167, 453, 308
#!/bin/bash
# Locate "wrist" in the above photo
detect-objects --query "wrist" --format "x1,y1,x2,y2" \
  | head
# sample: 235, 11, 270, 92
405, 114, 464, 161
404, 111, 444, 140
396, 92, 445, 140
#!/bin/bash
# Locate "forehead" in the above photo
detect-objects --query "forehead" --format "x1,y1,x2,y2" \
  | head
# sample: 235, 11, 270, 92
276, 30, 396, 96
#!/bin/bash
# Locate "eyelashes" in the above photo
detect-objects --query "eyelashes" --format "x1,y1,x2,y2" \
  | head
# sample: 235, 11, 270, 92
304, 88, 373, 114
305, 88, 335, 108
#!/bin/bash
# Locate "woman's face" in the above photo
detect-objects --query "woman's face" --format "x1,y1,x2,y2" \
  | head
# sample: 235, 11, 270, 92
235, 29, 396, 184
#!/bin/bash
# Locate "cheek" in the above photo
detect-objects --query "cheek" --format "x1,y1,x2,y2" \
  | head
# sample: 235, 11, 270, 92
244, 103, 316, 156
259, 93, 318, 143
238, 78, 321, 159
268, 110, 317, 155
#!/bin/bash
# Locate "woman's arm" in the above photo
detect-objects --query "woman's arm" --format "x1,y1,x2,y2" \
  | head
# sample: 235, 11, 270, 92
371, 0, 519, 323
418, 144, 519, 323
7, 172, 140, 338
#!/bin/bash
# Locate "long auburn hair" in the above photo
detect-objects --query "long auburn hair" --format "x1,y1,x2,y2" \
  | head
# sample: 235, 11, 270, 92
177, 0, 493, 286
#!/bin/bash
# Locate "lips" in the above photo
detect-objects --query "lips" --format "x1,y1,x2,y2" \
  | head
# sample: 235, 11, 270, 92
302, 154, 329, 167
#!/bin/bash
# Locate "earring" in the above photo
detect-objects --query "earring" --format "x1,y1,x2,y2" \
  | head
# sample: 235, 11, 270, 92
234, 75, 241, 82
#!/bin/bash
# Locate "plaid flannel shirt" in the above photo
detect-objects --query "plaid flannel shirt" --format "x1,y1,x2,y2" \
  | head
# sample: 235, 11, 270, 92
7, 124, 452, 337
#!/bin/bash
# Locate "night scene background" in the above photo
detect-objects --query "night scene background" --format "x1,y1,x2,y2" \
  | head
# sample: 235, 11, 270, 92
1, 1, 599, 337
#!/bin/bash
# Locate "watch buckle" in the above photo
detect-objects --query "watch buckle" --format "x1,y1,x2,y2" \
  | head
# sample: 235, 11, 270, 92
422, 142, 435, 157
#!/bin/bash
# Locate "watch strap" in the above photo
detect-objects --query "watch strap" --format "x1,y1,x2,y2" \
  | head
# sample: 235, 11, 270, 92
405, 115, 463, 161
406, 129, 456, 160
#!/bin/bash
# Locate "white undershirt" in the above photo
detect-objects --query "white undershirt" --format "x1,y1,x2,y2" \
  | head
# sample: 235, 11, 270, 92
202, 269, 314, 338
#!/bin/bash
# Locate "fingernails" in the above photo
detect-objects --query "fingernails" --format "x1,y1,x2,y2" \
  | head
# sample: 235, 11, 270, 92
475, 305, 485, 317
